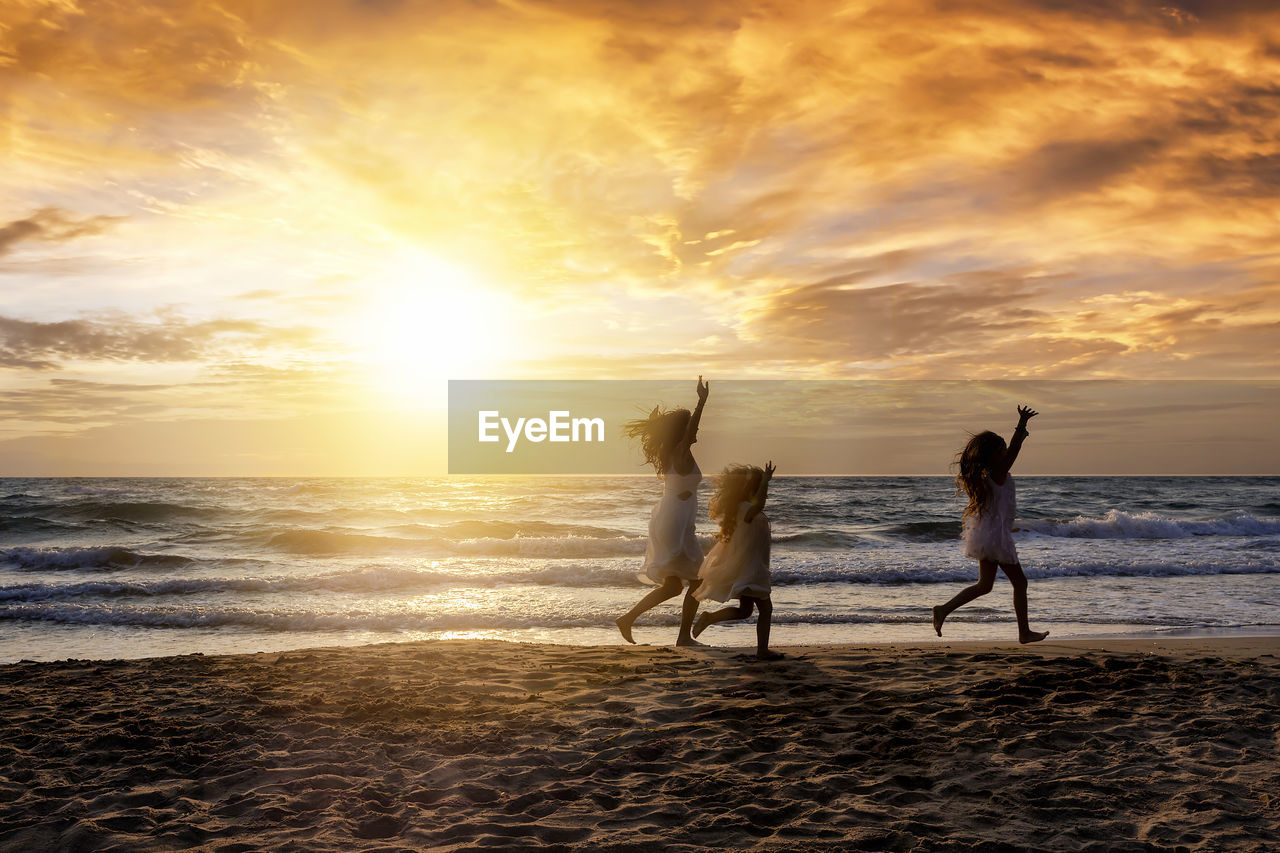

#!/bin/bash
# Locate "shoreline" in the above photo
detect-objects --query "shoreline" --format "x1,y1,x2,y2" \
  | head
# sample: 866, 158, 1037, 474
3, 636, 1278, 850
8, 624, 1280, 667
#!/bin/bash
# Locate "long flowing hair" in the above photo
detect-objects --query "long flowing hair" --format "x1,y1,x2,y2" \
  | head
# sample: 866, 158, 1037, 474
710, 464, 763, 541
953, 431, 1007, 518
622, 406, 690, 475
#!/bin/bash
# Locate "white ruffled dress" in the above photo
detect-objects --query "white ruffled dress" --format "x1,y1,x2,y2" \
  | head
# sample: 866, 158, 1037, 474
638, 460, 704, 584
962, 473, 1019, 564
694, 502, 771, 603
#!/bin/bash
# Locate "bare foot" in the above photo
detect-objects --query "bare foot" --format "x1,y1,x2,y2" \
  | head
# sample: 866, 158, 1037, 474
1020, 630, 1049, 644
692, 613, 711, 638
756, 650, 785, 661
616, 617, 635, 644
932, 605, 944, 637
676, 636, 706, 647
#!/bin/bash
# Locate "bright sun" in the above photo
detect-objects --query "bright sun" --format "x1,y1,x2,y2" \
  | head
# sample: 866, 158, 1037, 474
351, 249, 517, 406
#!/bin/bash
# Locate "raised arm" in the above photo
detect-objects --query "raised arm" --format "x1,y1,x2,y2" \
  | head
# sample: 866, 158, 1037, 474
993, 405, 1037, 480
683, 376, 709, 446
744, 461, 775, 524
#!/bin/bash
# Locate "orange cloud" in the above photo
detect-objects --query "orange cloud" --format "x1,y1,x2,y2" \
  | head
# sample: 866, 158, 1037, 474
2, 0, 1280, 470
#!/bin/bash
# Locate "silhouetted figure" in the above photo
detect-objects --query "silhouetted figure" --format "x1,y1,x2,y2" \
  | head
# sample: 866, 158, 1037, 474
616, 377, 710, 647
692, 461, 782, 660
933, 405, 1049, 644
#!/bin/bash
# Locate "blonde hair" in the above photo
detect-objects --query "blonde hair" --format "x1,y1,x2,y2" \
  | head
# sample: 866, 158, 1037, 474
954, 431, 1007, 518
622, 406, 690, 475
710, 464, 763, 541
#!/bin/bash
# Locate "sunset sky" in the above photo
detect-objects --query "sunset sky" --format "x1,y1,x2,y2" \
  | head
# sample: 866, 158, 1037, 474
2, 0, 1278, 475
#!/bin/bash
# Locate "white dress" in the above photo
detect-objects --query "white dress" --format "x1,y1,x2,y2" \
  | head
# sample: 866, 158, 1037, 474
638, 460, 703, 584
962, 473, 1019, 564
694, 502, 771, 602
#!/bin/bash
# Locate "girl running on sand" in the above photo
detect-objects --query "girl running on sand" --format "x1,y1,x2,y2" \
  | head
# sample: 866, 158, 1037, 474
616, 377, 709, 647
933, 405, 1049, 644
690, 461, 782, 660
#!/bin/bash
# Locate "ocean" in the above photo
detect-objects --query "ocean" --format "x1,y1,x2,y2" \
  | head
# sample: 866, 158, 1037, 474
1, 476, 1278, 662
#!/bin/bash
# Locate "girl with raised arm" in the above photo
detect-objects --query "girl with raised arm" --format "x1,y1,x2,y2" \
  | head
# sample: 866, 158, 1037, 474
616, 377, 710, 647
690, 461, 782, 660
932, 405, 1049, 645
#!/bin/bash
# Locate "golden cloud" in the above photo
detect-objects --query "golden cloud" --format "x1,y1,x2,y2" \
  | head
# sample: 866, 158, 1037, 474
2, 0, 1280, 471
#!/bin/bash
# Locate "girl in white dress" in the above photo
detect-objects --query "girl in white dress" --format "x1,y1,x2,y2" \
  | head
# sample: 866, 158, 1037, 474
932, 405, 1048, 644
616, 377, 710, 647
690, 461, 783, 660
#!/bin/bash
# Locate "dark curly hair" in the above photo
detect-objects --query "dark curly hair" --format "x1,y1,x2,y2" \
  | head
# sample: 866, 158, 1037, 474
622, 406, 691, 475
953, 430, 1007, 518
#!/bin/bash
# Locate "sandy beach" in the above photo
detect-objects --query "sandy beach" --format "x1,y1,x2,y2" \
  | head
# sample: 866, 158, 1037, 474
1, 636, 1277, 852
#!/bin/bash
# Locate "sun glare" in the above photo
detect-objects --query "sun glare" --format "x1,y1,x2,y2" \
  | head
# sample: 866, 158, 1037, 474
351, 249, 517, 406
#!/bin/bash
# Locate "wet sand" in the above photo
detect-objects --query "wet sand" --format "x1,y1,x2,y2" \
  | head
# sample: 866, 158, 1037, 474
1, 636, 1277, 851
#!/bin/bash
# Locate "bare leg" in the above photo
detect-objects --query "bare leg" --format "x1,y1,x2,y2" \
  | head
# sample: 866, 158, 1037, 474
752, 596, 782, 659
1001, 562, 1048, 644
617, 576, 683, 643
676, 579, 706, 647
933, 560, 997, 637
692, 599, 754, 638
